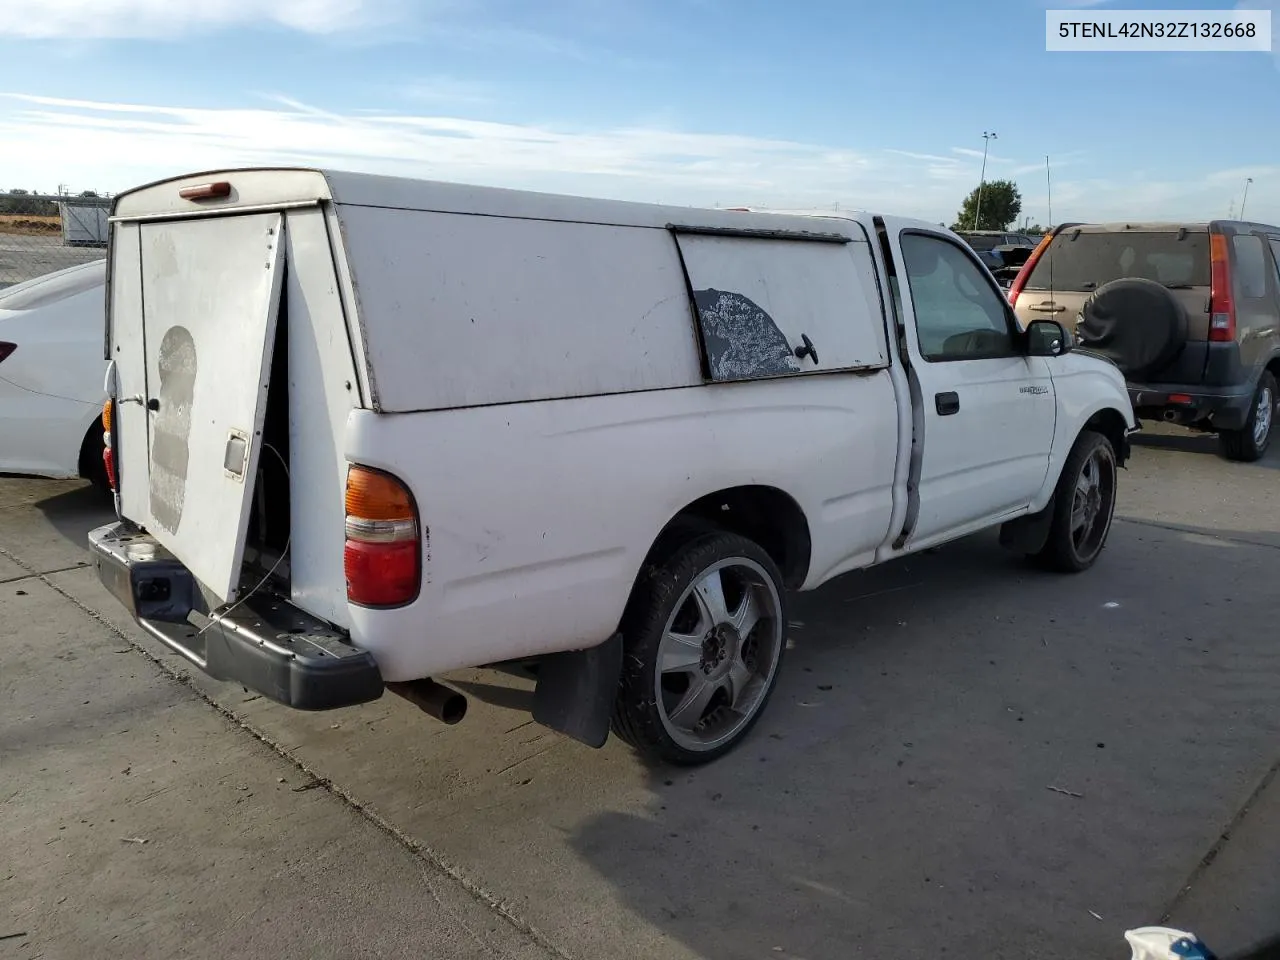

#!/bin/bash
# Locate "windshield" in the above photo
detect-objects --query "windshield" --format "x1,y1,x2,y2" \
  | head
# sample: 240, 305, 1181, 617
1023, 231, 1209, 291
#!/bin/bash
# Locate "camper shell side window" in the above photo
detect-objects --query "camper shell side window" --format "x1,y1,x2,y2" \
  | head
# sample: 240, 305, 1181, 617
669, 225, 889, 384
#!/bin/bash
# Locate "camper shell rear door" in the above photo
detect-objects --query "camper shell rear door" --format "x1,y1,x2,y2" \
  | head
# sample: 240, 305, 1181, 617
108, 188, 302, 604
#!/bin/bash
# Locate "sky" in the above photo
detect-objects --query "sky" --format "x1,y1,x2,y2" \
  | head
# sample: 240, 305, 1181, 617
0, 0, 1277, 226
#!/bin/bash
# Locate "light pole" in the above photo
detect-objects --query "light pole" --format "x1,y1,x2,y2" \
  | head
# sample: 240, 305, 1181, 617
973, 131, 997, 230
1240, 177, 1253, 220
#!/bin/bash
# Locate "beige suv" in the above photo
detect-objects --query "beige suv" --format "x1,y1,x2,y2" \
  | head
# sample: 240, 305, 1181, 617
1010, 221, 1280, 461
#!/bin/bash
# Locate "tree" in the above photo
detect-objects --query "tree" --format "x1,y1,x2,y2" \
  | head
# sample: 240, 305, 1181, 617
79, 190, 99, 198
951, 179, 1022, 232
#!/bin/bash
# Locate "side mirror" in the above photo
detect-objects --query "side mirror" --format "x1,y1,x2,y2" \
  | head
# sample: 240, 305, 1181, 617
1026, 318, 1073, 357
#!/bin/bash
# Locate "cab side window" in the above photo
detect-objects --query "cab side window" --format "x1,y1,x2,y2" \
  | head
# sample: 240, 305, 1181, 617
901, 233, 1016, 361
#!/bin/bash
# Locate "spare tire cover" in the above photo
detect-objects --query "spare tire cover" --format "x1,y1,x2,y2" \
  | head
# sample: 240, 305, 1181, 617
1076, 278, 1188, 379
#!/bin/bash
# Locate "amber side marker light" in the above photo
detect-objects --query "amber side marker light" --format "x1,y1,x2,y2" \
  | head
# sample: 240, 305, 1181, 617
178, 181, 232, 201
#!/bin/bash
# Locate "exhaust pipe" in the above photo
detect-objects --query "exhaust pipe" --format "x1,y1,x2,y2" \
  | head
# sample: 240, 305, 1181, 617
387, 678, 468, 725
1163, 410, 1180, 422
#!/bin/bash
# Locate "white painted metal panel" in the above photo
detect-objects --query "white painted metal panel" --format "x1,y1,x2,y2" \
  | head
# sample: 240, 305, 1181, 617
108, 223, 151, 524
138, 213, 285, 602
885, 227, 1055, 546
341, 373, 900, 681
675, 234, 888, 381
335, 206, 702, 412
283, 208, 360, 628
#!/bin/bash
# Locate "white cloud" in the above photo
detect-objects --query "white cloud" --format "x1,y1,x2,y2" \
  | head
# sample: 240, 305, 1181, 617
0, 0, 419, 39
0, 93, 1276, 227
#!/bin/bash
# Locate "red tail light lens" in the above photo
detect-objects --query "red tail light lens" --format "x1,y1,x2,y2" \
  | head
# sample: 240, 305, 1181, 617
0, 342, 16, 363
344, 465, 420, 607
1209, 233, 1236, 343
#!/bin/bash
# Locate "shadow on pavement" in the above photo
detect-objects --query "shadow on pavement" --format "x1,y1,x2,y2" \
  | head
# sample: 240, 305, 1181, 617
1132, 428, 1280, 469
31, 481, 114, 546
568, 526, 1280, 960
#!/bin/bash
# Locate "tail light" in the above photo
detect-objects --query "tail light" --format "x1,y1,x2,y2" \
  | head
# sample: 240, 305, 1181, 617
1209, 232, 1236, 343
0, 342, 15, 363
101, 399, 117, 490
1007, 233, 1054, 308
344, 465, 420, 607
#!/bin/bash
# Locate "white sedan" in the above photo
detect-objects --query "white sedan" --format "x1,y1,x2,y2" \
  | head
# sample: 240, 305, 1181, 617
0, 259, 109, 487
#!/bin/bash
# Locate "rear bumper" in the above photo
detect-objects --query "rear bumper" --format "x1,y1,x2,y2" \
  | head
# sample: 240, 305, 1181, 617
88, 522, 383, 710
1128, 381, 1254, 431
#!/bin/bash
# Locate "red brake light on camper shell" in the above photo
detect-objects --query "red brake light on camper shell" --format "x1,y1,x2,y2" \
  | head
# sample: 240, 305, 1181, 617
344, 465, 420, 607
0, 342, 16, 364
178, 181, 232, 201
1209, 232, 1236, 343
1007, 233, 1053, 308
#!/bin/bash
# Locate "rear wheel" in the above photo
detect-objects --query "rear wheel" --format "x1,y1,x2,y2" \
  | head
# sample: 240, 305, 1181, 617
1219, 371, 1276, 463
78, 422, 110, 491
1032, 430, 1118, 573
612, 530, 787, 766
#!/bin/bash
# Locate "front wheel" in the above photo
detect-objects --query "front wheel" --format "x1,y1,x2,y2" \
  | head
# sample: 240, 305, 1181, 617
1219, 371, 1276, 463
612, 530, 788, 766
1032, 429, 1118, 573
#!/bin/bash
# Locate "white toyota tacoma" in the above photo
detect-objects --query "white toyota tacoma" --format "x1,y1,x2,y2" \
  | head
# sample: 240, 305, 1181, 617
88, 168, 1136, 765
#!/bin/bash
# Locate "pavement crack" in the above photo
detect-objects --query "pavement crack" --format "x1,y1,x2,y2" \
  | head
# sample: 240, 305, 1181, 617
0, 543, 574, 960
0, 561, 90, 586
1160, 751, 1280, 923
492, 742, 560, 778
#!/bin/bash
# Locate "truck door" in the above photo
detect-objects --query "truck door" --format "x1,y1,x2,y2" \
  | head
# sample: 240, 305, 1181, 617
887, 228, 1056, 547
134, 212, 286, 602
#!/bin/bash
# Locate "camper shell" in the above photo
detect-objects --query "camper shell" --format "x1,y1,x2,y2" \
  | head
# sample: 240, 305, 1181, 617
89, 167, 1136, 764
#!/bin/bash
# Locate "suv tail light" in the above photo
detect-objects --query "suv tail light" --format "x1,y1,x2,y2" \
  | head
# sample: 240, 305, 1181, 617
101, 399, 117, 490
344, 465, 421, 607
0, 342, 15, 364
1209, 232, 1236, 342
1007, 234, 1053, 308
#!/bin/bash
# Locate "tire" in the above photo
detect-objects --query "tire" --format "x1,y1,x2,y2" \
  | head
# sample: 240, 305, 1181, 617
1219, 371, 1276, 463
612, 530, 788, 766
1032, 429, 1118, 573
78, 421, 110, 491
1077, 278, 1188, 379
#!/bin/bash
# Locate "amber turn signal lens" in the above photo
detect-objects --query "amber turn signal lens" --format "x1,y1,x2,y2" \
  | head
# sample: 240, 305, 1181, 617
345, 465, 415, 522
101, 399, 113, 432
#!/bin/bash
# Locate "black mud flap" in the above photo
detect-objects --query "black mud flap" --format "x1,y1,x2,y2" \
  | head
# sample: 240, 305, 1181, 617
531, 633, 624, 749
999, 498, 1055, 556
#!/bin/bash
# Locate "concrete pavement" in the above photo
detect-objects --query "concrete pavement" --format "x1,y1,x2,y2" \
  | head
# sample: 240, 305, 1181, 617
2, 424, 1278, 959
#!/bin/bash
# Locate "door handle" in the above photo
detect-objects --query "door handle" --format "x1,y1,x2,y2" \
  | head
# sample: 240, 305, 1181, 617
935, 391, 960, 416
1031, 304, 1066, 313
793, 333, 820, 366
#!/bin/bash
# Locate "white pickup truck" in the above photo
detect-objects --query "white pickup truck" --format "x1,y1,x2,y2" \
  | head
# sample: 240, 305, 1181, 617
88, 168, 1136, 765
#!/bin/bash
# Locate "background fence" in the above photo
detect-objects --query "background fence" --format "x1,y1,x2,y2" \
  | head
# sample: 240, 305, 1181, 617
0, 193, 111, 290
